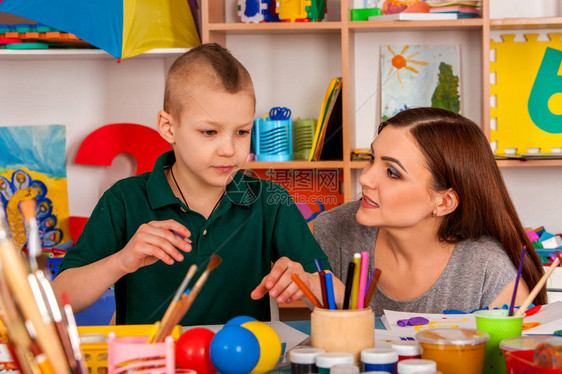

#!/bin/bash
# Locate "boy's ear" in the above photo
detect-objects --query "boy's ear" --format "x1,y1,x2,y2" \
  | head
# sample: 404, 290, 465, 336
434, 188, 459, 217
157, 110, 175, 144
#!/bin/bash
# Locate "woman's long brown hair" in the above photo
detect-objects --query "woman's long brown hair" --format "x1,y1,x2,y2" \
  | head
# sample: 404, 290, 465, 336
379, 107, 547, 305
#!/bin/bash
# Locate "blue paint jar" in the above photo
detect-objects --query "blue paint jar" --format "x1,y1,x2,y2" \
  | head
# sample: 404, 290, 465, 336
289, 347, 325, 374
361, 348, 398, 373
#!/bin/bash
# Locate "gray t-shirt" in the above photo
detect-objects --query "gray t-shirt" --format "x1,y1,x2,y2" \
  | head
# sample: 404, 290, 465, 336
314, 201, 517, 315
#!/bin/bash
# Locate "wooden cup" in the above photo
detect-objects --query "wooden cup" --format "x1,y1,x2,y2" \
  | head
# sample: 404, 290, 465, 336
310, 307, 375, 362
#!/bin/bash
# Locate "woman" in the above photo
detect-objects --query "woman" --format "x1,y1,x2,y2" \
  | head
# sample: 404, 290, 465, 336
314, 107, 546, 315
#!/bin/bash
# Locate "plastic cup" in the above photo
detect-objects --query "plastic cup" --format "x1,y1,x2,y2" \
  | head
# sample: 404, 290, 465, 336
415, 328, 489, 374
475, 309, 523, 374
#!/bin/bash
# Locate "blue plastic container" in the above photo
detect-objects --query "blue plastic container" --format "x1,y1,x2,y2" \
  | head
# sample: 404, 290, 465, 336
252, 118, 293, 162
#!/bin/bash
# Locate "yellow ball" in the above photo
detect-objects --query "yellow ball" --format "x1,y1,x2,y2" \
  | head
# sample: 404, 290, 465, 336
241, 321, 282, 373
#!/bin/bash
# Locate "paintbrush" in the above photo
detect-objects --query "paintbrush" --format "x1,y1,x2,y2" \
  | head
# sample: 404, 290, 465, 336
154, 255, 222, 342
508, 246, 526, 316
0, 266, 45, 374
155, 264, 197, 340
60, 293, 88, 374
515, 251, 561, 316
0, 205, 70, 374
20, 199, 84, 373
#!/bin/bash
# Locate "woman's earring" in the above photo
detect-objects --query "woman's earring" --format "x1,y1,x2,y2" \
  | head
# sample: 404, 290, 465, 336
432, 210, 437, 217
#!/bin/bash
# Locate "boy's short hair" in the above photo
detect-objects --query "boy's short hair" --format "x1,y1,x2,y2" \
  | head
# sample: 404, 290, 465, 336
164, 43, 254, 118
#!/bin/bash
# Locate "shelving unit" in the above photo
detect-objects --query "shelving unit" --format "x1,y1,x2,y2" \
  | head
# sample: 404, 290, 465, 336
201, 0, 562, 203
2, 5, 560, 217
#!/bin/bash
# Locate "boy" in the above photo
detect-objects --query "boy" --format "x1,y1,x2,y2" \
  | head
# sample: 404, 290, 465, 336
53, 43, 333, 325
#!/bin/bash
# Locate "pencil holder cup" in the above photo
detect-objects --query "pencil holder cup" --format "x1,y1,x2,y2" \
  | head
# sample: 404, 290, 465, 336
252, 118, 293, 161
107, 332, 175, 374
293, 118, 317, 160
311, 307, 375, 363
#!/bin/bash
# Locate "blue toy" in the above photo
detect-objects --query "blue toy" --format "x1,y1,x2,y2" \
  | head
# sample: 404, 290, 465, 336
209, 326, 260, 374
238, 0, 279, 23
225, 315, 257, 327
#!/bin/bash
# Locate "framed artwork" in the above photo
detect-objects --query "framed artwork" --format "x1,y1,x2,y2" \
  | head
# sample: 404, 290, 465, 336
381, 44, 461, 121
0, 125, 70, 250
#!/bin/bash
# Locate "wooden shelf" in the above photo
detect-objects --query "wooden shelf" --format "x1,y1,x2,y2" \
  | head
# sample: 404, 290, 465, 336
244, 161, 345, 169
349, 18, 483, 32
496, 159, 562, 168
207, 21, 342, 33
490, 17, 562, 29
350, 161, 369, 169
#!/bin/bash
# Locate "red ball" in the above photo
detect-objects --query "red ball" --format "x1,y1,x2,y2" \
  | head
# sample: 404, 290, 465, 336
175, 327, 217, 374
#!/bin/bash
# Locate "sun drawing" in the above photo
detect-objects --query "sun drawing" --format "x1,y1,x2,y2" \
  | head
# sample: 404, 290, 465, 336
386, 45, 428, 87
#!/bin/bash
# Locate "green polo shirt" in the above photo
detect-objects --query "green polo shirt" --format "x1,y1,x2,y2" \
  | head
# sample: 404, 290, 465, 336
59, 151, 330, 325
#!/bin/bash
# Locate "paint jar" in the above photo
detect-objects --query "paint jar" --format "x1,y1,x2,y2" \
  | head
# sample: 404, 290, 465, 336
330, 363, 360, 374
316, 352, 354, 374
361, 347, 398, 373
311, 307, 374, 362
397, 359, 437, 374
416, 328, 489, 374
391, 341, 422, 362
289, 347, 325, 374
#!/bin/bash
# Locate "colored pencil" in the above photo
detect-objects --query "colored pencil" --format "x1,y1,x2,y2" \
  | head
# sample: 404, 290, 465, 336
291, 273, 322, 308
357, 251, 369, 309
509, 246, 526, 316
343, 261, 355, 310
364, 268, 382, 306
515, 251, 560, 316
350, 253, 361, 309
314, 259, 327, 308
325, 272, 337, 310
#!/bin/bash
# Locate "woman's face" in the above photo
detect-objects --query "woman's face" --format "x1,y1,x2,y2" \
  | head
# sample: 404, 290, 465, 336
356, 126, 439, 229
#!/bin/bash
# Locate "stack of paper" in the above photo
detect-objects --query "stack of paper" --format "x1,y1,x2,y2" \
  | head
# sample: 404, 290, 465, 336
427, 1, 481, 18
369, 12, 457, 21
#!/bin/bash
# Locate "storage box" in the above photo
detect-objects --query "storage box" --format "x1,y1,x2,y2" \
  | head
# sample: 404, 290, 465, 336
78, 324, 182, 374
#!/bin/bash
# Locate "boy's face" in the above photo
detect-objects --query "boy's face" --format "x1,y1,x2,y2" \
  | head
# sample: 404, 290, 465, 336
163, 83, 255, 189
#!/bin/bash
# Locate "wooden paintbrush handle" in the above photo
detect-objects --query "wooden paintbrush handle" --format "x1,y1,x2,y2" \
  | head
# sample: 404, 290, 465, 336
0, 240, 71, 374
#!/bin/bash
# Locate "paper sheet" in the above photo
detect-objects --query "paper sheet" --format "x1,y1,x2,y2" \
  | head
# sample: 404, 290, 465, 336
383, 310, 477, 337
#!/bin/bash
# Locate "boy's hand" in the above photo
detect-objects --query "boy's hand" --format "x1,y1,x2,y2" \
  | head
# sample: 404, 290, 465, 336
250, 257, 310, 304
116, 219, 192, 274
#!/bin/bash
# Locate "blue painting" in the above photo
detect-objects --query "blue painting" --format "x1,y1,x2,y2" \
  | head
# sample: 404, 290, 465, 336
0, 125, 70, 250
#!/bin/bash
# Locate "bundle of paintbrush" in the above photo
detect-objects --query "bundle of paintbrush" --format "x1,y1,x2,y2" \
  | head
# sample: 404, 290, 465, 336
0, 198, 87, 374
150, 254, 222, 343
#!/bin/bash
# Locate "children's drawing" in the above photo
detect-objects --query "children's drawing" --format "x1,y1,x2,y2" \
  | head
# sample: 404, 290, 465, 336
491, 33, 562, 154
381, 44, 461, 121
0, 125, 70, 250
